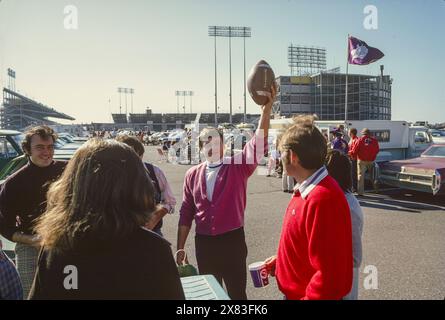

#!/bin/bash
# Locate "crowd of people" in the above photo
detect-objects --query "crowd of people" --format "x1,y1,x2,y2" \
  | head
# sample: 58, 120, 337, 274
267, 124, 380, 198
0, 84, 382, 300
90, 130, 150, 145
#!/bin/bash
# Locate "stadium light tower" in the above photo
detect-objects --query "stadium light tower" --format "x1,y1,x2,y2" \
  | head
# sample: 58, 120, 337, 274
7, 68, 16, 91
241, 27, 251, 123
129, 88, 135, 114
182, 91, 186, 114
175, 91, 194, 114
117, 87, 123, 114
209, 26, 251, 124
288, 45, 326, 76
208, 26, 219, 126
175, 91, 180, 113
118, 87, 134, 116
124, 88, 128, 116
188, 91, 194, 113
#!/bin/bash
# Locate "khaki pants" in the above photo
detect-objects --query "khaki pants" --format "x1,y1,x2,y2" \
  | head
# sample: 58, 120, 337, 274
282, 172, 295, 191
357, 160, 374, 195
351, 159, 358, 192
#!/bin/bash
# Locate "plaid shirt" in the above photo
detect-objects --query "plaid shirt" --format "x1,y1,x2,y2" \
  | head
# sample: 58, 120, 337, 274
0, 250, 23, 300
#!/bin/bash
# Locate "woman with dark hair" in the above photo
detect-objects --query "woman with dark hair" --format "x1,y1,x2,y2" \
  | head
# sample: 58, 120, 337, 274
116, 135, 176, 238
29, 139, 184, 300
325, 149, 364, 300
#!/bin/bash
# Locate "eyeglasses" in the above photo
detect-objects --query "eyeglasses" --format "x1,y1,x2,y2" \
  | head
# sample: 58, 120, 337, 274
32, 145, 55, 151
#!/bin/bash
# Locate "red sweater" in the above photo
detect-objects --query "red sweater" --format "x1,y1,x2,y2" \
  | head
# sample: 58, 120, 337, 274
350, 135, 380, 162
348, 136, 359, 160
275, 176, 353, 300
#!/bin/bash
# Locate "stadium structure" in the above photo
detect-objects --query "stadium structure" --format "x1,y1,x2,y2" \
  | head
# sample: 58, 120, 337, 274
273, 45, 392, 120
92, 109, 260, 132
274, 71, 392, 121
1, 87, 75, 131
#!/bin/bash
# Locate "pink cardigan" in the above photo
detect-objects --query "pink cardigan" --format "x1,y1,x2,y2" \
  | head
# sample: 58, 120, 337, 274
179, 134, 267, 236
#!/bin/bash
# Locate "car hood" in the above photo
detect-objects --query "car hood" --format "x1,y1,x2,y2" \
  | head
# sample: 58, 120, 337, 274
381, 157, 445, 174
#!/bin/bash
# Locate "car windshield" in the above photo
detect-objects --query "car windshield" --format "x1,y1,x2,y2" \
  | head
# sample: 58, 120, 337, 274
12, 133, 25, 147
61, 133, 76, 140
414, 130, 432, 144
54, 140, 65, 149
60, 136, 74, 143
422, 146, 445, 157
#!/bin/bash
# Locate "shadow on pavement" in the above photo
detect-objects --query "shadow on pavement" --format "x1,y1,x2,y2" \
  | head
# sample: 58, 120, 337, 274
357, 189, 445, 213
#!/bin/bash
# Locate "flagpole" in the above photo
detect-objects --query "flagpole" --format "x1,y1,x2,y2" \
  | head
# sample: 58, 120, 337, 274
345, 34, 349, 121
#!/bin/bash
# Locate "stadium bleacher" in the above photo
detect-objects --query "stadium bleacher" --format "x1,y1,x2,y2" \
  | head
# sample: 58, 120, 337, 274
1, 88, 75, 130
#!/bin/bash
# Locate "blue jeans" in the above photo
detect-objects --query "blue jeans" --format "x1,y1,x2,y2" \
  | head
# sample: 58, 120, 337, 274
343, 267, 360, 300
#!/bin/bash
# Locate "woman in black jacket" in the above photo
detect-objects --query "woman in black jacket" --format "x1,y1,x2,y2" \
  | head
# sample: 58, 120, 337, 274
29, 139, 184, 300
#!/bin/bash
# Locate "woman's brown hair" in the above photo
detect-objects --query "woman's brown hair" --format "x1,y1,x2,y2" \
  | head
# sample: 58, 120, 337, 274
34, 139, 156, 250
115, 135, 145, 157
325, 149, 352, 193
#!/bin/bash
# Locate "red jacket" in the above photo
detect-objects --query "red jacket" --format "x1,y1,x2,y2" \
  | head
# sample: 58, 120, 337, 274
350, 135, 380, 162
348, 136, 359, 160
275, 176, 353, 300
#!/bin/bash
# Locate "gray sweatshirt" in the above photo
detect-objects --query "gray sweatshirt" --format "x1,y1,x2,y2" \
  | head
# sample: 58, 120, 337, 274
345, 192, 364, 268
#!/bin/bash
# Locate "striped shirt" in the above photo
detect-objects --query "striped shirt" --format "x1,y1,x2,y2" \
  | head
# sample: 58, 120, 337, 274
0, 249, 23, 300
293, 166, 329, 199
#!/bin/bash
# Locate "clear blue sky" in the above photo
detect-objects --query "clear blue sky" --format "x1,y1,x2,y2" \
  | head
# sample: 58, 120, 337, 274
0, 0, 444, 124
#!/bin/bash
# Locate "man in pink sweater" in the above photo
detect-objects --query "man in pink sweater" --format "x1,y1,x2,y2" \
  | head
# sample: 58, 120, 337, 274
265, 116, 353, 300
177, 86, 276, 300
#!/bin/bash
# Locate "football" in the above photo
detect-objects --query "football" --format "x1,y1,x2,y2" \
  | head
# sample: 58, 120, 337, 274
247, 60, 276, 106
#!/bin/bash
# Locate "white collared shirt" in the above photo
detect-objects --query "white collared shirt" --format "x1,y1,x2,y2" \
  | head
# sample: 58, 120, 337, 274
293, 166, 329, 199
205, 159, 224, 202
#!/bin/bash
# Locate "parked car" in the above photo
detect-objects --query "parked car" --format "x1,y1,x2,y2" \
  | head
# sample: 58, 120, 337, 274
167, 129, 186, 143
58, 132, 89, 143
429, 129, 445, 144
378, 144, 445, 196
0, 130, 24, 171
55, 137, 84, 150
149, 132, 169, 145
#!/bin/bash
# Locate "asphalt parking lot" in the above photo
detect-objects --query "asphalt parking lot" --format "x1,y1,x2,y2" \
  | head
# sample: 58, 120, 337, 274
145, 146, 445, 300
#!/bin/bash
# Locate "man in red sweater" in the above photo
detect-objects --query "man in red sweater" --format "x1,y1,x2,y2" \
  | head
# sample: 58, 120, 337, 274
265, 116, 353, 300
349, 128, 380, 196
348, 128, 359, 192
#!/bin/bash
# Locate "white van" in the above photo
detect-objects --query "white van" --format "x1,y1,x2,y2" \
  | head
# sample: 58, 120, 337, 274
269, 119, 432, 162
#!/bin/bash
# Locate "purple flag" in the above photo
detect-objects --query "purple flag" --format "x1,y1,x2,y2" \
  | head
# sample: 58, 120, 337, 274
348, 36, 384, 65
